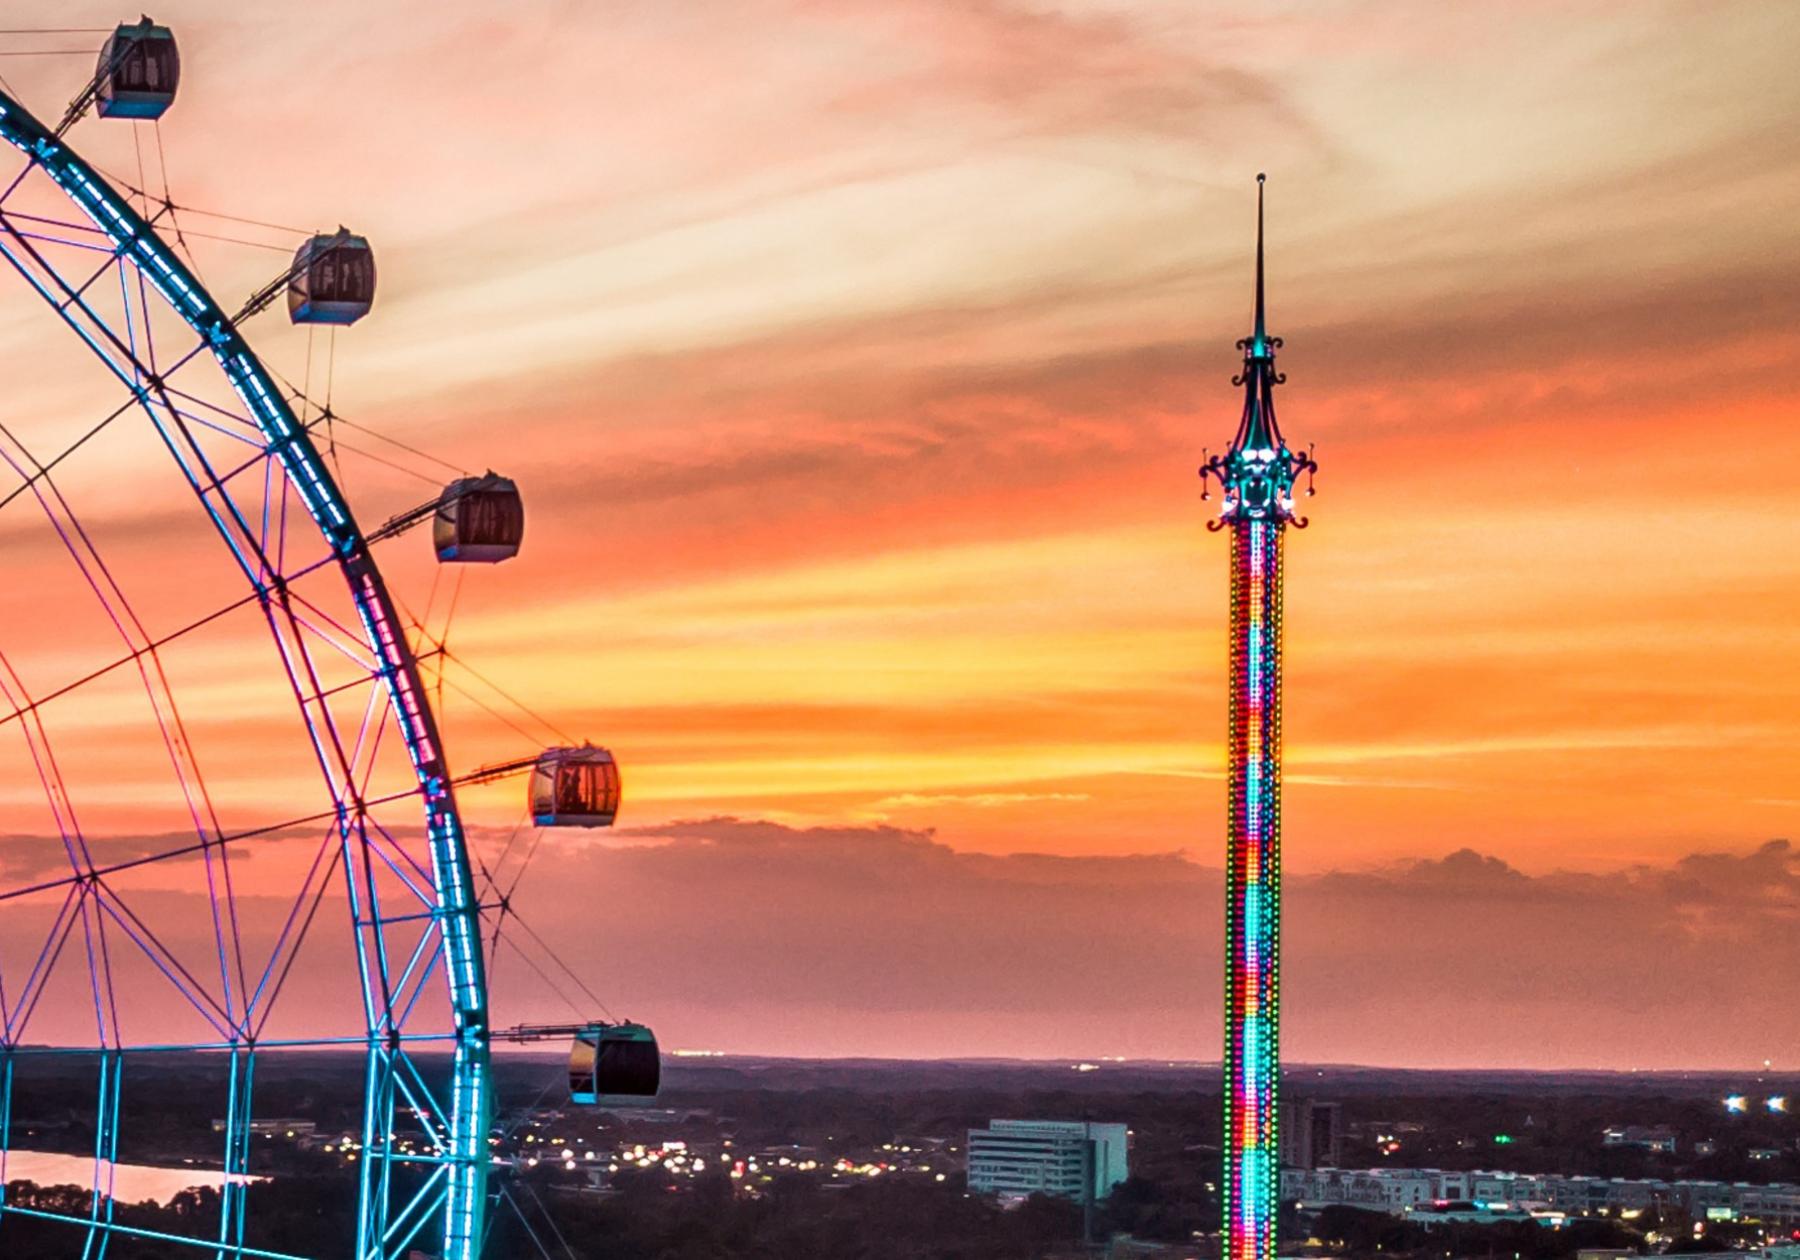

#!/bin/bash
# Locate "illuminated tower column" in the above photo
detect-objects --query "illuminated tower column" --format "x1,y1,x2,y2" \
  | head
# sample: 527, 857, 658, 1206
1200, 175, 1316, 1260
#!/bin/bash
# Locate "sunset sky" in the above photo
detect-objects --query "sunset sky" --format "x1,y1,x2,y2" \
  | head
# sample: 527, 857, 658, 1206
2, 1, 1799, 1068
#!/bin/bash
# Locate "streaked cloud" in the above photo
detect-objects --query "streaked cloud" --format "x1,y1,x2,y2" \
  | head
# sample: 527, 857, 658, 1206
0, 2, 1797, 1062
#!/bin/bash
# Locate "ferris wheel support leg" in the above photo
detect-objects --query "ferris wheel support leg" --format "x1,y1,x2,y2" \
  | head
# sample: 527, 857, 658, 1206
89, 1048, 123, 1243
0, 1052, 11, 1214
218, 1045, 255, 1255
355, 1043, 395, 1258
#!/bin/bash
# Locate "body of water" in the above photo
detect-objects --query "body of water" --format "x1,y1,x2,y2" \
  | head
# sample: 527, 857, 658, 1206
2, 1151, 263, 1204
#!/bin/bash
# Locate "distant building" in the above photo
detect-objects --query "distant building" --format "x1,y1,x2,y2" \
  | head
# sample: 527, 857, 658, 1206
966, 1119, 1128, 1204
210, 1118, 317, 1138
1409, 1203, 1561, 1229
1282, 1166, 1800, 1229
1103, 1238, 1202, 1260
1601, 1125, 1676, 1153
1280, 1101, 1343, 1170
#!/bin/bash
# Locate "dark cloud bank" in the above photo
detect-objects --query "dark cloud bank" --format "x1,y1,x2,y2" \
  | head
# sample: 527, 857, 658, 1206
529, 819, 1799, 1067
3, 821, 1792, 1067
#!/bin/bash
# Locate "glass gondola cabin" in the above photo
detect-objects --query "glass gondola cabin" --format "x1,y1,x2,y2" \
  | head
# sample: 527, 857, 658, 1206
96, 19, 180, 119
530, 746, 620, 828
287, 232, 376, 325
433, 473, 523, 563
568, 1022, 660, 1103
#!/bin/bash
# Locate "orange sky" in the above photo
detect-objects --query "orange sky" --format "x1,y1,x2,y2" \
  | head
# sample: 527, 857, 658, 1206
2, 2, 1799, 1066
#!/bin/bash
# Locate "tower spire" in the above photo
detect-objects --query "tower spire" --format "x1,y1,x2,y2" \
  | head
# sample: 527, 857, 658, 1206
1200, 176, 1315, 529
1254, 172, 1267, 346
1236, 174, 1280, 453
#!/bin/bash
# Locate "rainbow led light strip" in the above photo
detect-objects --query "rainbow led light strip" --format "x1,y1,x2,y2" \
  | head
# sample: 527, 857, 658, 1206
1224, 519, 1283, 1260
1200, 176, 1315, 1260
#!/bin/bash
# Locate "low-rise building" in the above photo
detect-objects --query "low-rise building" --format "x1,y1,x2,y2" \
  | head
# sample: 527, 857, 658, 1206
1280, 1100, 1343, 1170
210, 1118, 318, 1138
966, 1119, 1128, 1204
1601, 1125, 1676, 1153
1284, 1166, 1800, 1227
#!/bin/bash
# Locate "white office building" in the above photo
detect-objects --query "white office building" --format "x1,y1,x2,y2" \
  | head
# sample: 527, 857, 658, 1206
966, 1119, 1129, 1203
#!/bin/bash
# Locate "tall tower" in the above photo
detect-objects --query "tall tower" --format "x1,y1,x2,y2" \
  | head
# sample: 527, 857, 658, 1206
1200, 175, 1316, 1260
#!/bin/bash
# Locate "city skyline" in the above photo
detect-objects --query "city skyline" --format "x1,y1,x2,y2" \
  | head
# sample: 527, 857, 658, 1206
1, 2, 1798, 1070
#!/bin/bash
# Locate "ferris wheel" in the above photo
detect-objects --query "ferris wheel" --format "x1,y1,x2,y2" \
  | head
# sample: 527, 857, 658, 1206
0, 20, 656, 1260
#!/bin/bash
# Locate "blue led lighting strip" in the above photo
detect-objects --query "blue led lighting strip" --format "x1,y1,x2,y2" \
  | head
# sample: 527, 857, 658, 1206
0, 89, 490, 1259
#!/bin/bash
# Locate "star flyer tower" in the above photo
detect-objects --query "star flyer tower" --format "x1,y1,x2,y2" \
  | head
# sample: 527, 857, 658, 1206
1199, 174, 1316, 1260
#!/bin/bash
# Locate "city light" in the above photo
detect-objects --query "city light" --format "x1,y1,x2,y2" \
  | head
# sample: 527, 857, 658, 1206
1725, 1096, 1749, 1113
1769, 1096, 1788, 1113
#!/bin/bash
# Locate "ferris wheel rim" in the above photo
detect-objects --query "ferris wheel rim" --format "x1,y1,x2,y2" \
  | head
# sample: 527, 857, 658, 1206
0, 83, 491, 1260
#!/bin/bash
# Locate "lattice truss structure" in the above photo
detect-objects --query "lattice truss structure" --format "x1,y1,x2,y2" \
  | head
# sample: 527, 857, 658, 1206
1198, 177, 1316, 1260
0, 86, 490, 1259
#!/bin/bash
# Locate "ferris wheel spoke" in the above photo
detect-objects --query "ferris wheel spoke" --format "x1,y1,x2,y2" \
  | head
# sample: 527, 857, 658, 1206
75, 881, 120, 1049
386, 1046, 453, 1143
0, 207, 110, 239
122, 229, 161, 376
156, 388, 271, 453
350, 828, 440, 945
284, 590, 381, 674
0, 154, 36, 208
246, 828, 344, 1038
0, 431, 257, 1032
89, 882, 237, 1037
384, 914, 446, 1014
0, 201, 282, 541
7, 223, 112, 252
197, 447, 328, 592
381, 1159, 452, 1256
0, 550, 340, 741
1, 1032, 456, 1057
163, 380, 275, 440
266, 631, 384, 834
37, 226, 131, 309
0, 397, 137, 516
2, 882, 85, 1044
0, 207, 179, 374
363, 813, 440, 897
345, 676, 393, 808
347, 827, 407, 1036
0, 664, 111, 941
391, 1070, 453, 1158
391, 931, 447, 1037
0, 784, 426, 919
0, 235, 287, 606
